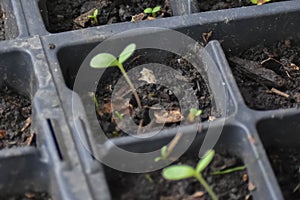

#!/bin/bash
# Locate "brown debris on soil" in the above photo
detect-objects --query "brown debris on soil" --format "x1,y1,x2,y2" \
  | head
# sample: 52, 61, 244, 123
46, 0, 172, 32
0, 85, 34, 149
228, 39, 300, 110
95, 52, 217, 138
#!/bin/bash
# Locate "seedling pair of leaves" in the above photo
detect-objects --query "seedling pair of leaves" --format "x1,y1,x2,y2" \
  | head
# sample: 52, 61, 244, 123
144, 6, 161, 18
188, 108, 202, 122
163, 150, 219, 200
90, 43, 142, 109
251, 0, 271, 5
88, 9, 99, 25
162, 149, 247, 200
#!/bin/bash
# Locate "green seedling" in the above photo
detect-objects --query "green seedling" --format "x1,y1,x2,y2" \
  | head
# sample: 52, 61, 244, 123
211, 165, 246, 175
162, 150, 218, 200
145, 174, 154, 183
89, 92, 99, 108
250, 0, 271, 5
188, 108, 202, 122
114, 111, 124, 120
90, 43, 142, 109
144, 6, 161, 18
154, 146, 168, 162
88, 9, 99, 25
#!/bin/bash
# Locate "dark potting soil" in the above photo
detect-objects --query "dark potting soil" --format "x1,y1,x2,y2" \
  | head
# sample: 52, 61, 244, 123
267, 147, 300, 200
45, 0, 172, 33
0, 5, 5, 41
228, 39, 300, 110
1, 192, 51, 200
95, 51, 216, 138
105, 151, 250, 200
0, 85, 33, 149
197, 0, 285, 12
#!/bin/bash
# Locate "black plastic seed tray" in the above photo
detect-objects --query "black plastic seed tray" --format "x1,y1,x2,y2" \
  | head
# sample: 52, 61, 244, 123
1, 0, 300, 199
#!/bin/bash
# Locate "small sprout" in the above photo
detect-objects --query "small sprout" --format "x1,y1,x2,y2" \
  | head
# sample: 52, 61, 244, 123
89, 92, 99, 108
114, 111, 124, 120
145, 173, 154, 183
144, 6, 161, 18
211, 165, 246, 175
90, 43, 142, 109
162, 150, 218, 200
154, 146, 168, 162
250, 0, 271, 5
112, 131, 120, 137
88, 9, 99, 25
188, 108, 202, 122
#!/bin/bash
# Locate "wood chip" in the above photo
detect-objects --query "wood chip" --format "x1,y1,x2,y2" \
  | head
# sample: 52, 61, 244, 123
21, 117, 31, 132
131, 13, 145, 22
154, 109, 183, 124
291, 63, 299, 70
192, 191, 204, 198
248, 182, 256, 191
25, 192, 35, 199
202, 31, 213, 44
139, 68, 156, 84
26, 133, 35, 146
0, 130, 6, 139
242, 174, 249, 183
208, 116, 216, 121
74, 8, 96, 27
166, 132, 183, 158
270, 88, 290, 98
248, 135, 256, 145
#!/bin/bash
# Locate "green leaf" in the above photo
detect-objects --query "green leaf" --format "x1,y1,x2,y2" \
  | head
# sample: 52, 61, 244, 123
195, 110, 202, 116
161, 146, 168, 159
154, 157, 162, 162
163, 165, 195, 180
250, 0, 258, 4
94, 9, 98, 17
90, 53, 118, 68
196, 149, 215, 173
152, 6, 161, 13
118, 43, 136, 64
190, 108, 197, 115
212, 166, 246, 175
189, 108, 202, 117
144, 8, 153, 14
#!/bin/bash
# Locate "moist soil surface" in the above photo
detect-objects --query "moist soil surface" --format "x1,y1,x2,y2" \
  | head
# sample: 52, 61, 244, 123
228, 39, 300, 110
1, 192, 51, 200
267, 147, 300, 200
95, 51, 216, 138
197, 0, 284, 12
46, 0, 172, 33
0, 5, 5, 41
0, 85, 33, 149
105, 151, 250, 200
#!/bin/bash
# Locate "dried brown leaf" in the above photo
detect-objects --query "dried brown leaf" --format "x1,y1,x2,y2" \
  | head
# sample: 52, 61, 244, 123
154, 109, 183, 124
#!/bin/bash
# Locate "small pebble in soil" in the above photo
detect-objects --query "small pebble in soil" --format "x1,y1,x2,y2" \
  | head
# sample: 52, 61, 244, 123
0, 85, 33, 149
